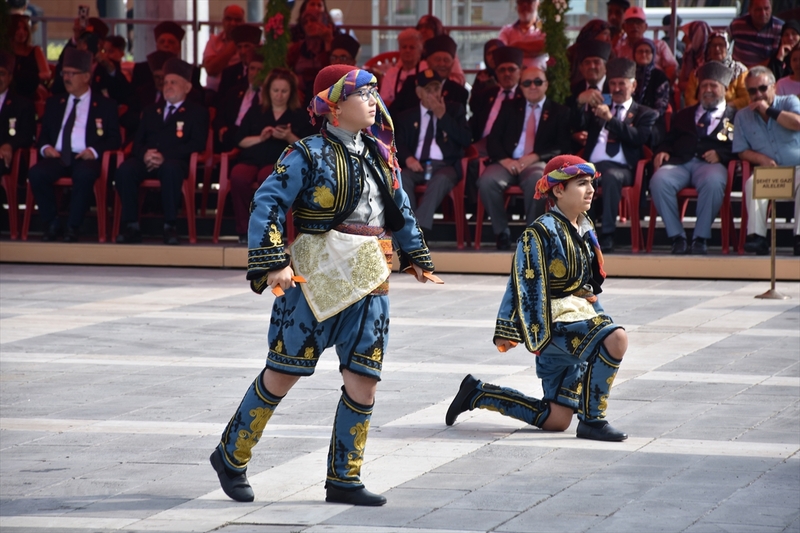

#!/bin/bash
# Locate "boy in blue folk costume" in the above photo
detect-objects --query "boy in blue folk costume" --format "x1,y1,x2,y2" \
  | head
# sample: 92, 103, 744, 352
445, 154, 629, 442
211, 64, 436, 506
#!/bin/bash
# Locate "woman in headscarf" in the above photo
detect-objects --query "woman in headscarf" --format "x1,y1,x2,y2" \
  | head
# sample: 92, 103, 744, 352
684, 31, 749, 110
678, 21, 711, 97
472, 39, 505, 94
210, 64, 435, 507
445, 154, 629, 443
632, 38, 670, 144
567, 19, 612, 84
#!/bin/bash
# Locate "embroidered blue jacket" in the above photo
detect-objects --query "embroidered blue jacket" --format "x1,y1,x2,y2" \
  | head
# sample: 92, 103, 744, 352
247, 128, 434, 293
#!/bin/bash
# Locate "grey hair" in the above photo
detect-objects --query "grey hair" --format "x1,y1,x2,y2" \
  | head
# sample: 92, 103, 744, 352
398, 28, 422, 43
746, 65, 776, 84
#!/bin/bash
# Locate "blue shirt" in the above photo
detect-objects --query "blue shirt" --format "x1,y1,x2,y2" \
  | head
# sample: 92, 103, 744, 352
732, 95, 800, 167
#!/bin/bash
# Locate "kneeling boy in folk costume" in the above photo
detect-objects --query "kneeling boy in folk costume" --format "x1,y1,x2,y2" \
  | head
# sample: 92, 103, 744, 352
445, 155, 629, 442
211, 65, 436, 506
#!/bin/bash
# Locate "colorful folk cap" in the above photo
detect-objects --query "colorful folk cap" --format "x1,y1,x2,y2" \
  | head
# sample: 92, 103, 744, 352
63, 47, 93, 73
576, 39, 612, 63
416, 68, 444, 87
606, 57, 636, 79
163, 57, 193, 82
330, 33, 360, 60
147, 50, 176, 72
230, 24, 262, 45
492, 46, 523, 68
697, 60, 733, 87
424, 34, 457, 58
154, 21, 186, 41
534, 155, 597, 200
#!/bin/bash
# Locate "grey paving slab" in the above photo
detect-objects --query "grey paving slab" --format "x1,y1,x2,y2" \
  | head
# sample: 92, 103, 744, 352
1, 265, 798, 533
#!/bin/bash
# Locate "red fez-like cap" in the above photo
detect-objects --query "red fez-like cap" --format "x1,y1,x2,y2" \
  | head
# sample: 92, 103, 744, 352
313, 64, 358, 95
543, 155, 590, 177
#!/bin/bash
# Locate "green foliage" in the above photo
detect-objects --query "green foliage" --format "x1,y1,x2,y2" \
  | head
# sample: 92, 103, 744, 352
257, 0, 292, 85
540, 0, 571, 104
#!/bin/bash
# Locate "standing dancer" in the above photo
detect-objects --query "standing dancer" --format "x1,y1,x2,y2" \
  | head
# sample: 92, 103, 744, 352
446, 155, 629, 442
211, 64, 435, 505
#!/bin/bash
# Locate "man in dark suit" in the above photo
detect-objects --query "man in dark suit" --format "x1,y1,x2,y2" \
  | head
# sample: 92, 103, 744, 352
213, 50, 263, 153
468, 46, 523, 150
115, 58, 209, 245
390, 35, 469, 116
216, 24, 262, 106
130, 22, 202, 100
120, 50, 174, 143
582, 58, 657, 252
91, 35, 132, 106
0, 52, 36, 177
28, 48, 121, 242
477, 67, 571, 249
395, 69, 471, 232
650, 61, 738, 255
565, 40, 612, 151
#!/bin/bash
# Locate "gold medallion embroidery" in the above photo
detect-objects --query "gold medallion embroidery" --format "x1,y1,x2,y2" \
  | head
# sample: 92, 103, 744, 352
313, 186, 335, 208
549, 259, 566, 278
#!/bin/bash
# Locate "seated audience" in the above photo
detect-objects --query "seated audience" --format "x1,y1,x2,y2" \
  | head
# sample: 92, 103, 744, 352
566, 40, 612, 150
131, 22, 202, 97
0, 52, 36, 178
288, 10, 334, 108
213, 50, 264, 153
29, 49, 121, 242
775, 45, 800, 95
329, 33, 360, 66
583, 58, 657, 252
202, 4, 245, 95
217, 24, 262, 104
679, 21, 711, 97
614, 6, 678, 82
498, 0, 547, 70
567, 19, 612, 85
477, 67, 571, 249
649, 62, 738, 255
81, 32, 132, 107
632, 38, 669, 144
379, 28, 426, 106
10, 14, 49, 97
728, 0, 784, 68
734, 66, 800, 256
120, 50, 174, 140
52, 16, 107, 95
229, 68, 309, 244
768, 20, 800, 81
472, 39, 504, 95
115, 58, 209, 245
395, 69, 471, 233
469, 47, 523, 151
685, 32, 749, 110
416, 15, 466, 85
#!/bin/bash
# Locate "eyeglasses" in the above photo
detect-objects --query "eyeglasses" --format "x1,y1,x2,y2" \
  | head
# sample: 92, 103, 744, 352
330, 54, 352, 63
520, 78, 545, 88
495, 66, 519, 74
746, 84, 771, 95
348, 87, 378, 102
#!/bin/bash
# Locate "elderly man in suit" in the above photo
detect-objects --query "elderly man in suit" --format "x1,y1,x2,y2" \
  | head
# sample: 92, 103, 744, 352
395, 69, 471, 233
0, 51, 36, 177
468, 46, 524, 151
566, 40, 613, 151
28, 48, 121, 242
582, 58, 657, 252
216, 24, 262, 105
115, 58, 209, 245
476, 66, 571, 249
130, 22, 202, 99
649, 61, 738, 255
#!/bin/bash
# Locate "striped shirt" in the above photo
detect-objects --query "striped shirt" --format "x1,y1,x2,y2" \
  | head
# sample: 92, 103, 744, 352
728, 15, 784, 68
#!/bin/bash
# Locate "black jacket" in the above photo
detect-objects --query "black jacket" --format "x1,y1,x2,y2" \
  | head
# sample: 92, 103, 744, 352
565, 79, 611, 135
655, 104, 737, 166
486, 97, 571, 164
91, 61, 133, 106
584, 101, 658, 166
213, 85, 260, 153
37, 91, 121, 157
395, 102, 471, 167
0, 90, 36, 152
468, 84, 523, 143
389, 78, 469, 117
215, 62, 249, 107
132, 99, 209, 162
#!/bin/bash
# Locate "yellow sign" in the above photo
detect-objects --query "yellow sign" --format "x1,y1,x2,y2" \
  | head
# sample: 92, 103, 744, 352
753, 166, 798, 200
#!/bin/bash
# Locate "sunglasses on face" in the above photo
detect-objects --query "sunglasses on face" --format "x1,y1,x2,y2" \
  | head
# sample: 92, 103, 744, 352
746, 84, 771, 95
520, 78, 545, 88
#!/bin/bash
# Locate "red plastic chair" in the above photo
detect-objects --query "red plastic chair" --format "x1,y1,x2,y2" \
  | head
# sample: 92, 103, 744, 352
647, 159, 739, 254
1, 148, 26, 240
21, 149, 116, 242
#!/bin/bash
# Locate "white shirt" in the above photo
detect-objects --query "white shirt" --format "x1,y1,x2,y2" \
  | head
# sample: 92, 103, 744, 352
414, 103, 444, 161
164, 100, 185, 122
47, 88, 97, 159
482, 85, 517, 139
589, 97, 633, 166
235, 87, 258, 127
513, 96, 545, 159
694, 103, 725, 136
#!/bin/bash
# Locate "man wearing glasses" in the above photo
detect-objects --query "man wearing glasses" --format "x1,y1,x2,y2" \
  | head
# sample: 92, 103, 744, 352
734, 66, 800, 256
477, 67, 571, 250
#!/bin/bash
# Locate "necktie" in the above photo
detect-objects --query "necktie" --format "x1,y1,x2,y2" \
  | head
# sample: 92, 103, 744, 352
61, 97, 80, 166
503, 89, 512, 100
605, 104, 624, 157
419, 110, 434, 163
696, 106, 717, 137
164, 104, 176, 122
523, 103, 537, 155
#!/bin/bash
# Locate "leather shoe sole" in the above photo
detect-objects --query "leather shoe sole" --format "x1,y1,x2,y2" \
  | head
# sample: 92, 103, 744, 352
210, 450, 254, 502
445, 374, 479, 426
576, 421, 628, 442
326, 486, 386, 506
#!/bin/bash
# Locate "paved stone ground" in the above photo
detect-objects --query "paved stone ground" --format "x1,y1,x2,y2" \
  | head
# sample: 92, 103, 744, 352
0, 264, 798, 533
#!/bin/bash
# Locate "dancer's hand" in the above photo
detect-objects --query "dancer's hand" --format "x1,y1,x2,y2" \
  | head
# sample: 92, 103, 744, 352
495, 338, 518, 352
268, 265, 296, 292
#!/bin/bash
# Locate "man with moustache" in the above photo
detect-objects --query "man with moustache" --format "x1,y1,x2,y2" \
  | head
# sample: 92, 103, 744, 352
649, 61, 738, 255
477, 67, 571, 249
734, 66, 800, 256
582, 58, 657, 252
28, 48, 121, 242
566, 40, 612, 151
395, 69, 471, 233
468, 46, 524, 151
114, 58, 209, 245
